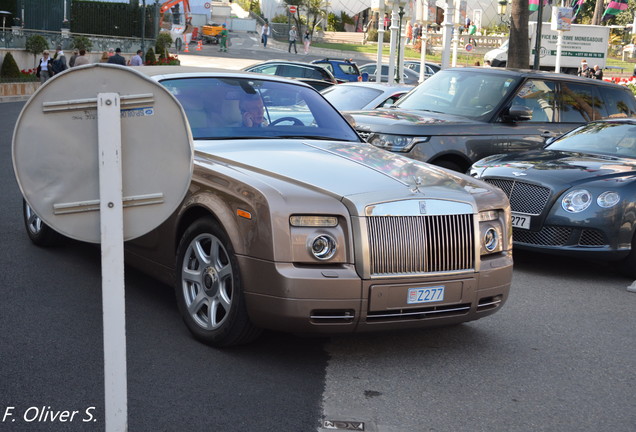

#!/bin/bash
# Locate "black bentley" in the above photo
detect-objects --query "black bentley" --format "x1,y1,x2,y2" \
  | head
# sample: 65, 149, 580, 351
470, 119, 636, 277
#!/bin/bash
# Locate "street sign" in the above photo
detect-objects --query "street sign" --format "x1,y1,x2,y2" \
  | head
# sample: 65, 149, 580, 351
465, 43, 473, 52
13, 64, 193, 243
289, 5, 297, 14
12, 63, 193, 432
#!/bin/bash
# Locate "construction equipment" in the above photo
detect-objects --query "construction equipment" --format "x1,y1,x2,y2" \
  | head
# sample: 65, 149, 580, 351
160, 0, 194, 45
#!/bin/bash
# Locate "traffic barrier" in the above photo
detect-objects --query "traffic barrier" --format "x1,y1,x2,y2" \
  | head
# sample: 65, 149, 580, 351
183, 35, 189, 52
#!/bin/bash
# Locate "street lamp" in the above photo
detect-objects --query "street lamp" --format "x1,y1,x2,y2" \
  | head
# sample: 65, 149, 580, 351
395, 6, 404, 82
497, 0, 509, 25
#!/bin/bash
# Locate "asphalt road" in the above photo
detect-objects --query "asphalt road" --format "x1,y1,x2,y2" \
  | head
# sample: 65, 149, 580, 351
2, 37, 636, 432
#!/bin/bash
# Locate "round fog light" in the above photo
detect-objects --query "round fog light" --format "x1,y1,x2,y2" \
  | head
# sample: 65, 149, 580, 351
310, 235, 337, 260
483, 227, 499, 252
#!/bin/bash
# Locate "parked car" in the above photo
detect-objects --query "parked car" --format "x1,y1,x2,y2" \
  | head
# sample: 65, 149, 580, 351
311, 58, 368, 82
21, 67, 513, 347
321, 82, 413, 111
470, 119, 636, 277
404, 60, 441, 78
349, 67, 636, 172
243, 60, 337, 90
358, 63, 421, 85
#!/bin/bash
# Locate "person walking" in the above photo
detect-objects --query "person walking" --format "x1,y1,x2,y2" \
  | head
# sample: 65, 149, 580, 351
261, 22, 270, 48
288, 25, 298, 54
593, 65, 603, 80
219, 23, 229, 52
405, 21, 413, 45
129, 50, 144, 66
577, 59, 593, 78
303, 30, 311, 55
73, 49, 90, 67
107, 48, 126, 65
35, 50, 54, 84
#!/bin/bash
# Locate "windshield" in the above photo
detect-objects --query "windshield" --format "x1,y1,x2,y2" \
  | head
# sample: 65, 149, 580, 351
395, 69, 519, 119
548, 122, 636, 158
322, 85, 383, 110
160, 77, 360, 142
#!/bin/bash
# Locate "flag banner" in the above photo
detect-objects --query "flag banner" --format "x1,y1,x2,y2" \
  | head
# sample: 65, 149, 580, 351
571, 0, 585, 22
529, 0, 550, 12
602, 0, 628, 21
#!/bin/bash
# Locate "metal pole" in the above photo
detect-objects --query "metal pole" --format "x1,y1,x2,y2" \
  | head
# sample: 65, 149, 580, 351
533, 0, 544, 69
419, 0, 429, 83
388, 4, 398, 83
141, 0, 146, 54
441, 0, 454, 69
376, 1, 385, 83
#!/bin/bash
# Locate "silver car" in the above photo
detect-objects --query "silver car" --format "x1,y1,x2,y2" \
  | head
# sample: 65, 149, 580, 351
23, 67, 514, 347
321, 82, 413, 111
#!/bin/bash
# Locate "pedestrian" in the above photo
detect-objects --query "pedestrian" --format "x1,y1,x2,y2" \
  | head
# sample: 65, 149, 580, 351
303, 30, 311, 55
406, 21, 413, 45
108, 48, 115, 57
100, 51, 110, 63
593, 65, 603, 80
52, 46, 67, 74
468, 21, 477, 47
35, 50, 54, 84
107, 48, 126, 66
219, 23, 229, 52
69, 49, 79, 68
483, 60, 491, 67
261, 22, 270, 48
129, 50, 143, 66
288, 25, 298, 54
73, 49, 90, 67
577, 59, 593, 78
412, 23, 421, 44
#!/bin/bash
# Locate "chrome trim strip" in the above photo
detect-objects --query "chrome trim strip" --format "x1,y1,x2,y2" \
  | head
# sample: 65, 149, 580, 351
367, 305, 471, 319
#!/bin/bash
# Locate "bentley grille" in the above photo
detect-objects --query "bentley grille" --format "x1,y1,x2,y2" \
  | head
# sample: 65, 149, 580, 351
367, 214, 475, 276
484, 179, 550, 215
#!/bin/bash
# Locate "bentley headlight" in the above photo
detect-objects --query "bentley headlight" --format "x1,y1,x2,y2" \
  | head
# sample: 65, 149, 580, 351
309, 235, 337, 260
368, 133, 426, 152
597, 191, 620, 208
562, 189, 592, 213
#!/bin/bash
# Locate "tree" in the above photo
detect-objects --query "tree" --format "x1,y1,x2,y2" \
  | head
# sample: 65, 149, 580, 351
305, 0, 327, 34
155, 33, 173, 58
508, 0, 529, 68
25, 35, 49, 68
1, 52, 21, 79
591, 0, 603, 25
71, 35, 93, 52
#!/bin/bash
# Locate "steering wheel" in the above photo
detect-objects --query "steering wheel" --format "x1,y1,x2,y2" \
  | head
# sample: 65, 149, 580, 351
428, 95, 451, 107
269, 116, 304, 126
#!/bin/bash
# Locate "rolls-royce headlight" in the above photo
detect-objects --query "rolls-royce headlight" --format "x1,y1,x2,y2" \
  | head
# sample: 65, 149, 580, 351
309, 235, 337, 260
562, 189, 592, 213
368, 133, 426, 152
483, 228, 499, 252
597, 191, 620, 208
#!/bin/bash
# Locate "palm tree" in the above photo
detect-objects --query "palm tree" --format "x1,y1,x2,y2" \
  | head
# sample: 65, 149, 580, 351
508, 0, 530, 68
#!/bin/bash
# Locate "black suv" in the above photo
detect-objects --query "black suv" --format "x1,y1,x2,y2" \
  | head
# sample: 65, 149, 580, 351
349, 67, 636, 172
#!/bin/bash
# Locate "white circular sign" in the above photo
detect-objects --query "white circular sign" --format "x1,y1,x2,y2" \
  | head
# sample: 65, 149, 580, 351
12, 64, 193, 243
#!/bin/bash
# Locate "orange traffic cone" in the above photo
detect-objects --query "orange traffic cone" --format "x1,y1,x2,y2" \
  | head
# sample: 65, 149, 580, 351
196, 40, 202, 51
183, 35, 189, 52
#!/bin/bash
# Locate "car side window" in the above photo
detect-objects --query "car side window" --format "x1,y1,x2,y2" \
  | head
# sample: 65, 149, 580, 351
320, 63, 334, 73
253, 65, 277, 75
602, 87, 636, 119
511, 80, 556, 122
279, 65, 304, 78
559, 82, 605, 123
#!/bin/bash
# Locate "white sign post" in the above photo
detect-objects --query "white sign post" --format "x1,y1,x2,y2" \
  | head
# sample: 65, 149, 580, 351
97, 93, 128, 431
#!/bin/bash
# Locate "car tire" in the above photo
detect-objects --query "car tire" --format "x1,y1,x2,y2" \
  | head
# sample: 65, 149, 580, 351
434, 159, 464, 173
175, 217, 261, 347
617, 233, 636, 278
22, 199, 65, 247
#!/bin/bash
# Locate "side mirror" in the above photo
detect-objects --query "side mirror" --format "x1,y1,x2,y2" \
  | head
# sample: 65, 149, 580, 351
502, 104, 532, 122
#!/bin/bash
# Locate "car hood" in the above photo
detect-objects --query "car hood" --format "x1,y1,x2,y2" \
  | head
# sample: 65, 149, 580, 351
348, 108, 483, 135
195, 139, 493, 213
475, 150, 636, 187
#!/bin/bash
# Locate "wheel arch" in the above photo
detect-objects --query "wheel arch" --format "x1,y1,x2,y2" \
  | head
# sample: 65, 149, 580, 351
430, 152, 472, 173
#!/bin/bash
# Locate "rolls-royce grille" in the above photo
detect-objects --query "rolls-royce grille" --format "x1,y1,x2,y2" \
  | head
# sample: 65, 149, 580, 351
485, 179, 550, 215
367, 214, 475, 276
